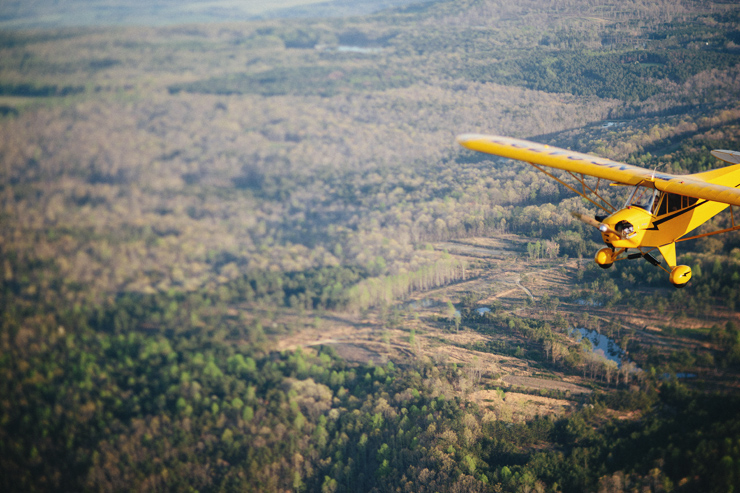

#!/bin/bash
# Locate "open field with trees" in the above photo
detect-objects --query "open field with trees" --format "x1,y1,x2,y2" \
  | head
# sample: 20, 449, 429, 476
3, 0, 740, 491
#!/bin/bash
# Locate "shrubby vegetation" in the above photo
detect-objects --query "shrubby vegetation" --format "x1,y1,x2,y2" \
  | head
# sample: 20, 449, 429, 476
169, 66, 414, 97
0, 82, 84, 97
462, 49, 740, 102
4, 273, 740, 492
3, 0, 740, 490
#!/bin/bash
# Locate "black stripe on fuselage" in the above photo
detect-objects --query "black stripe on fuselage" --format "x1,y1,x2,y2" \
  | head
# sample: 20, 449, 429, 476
646, 200, 707, 231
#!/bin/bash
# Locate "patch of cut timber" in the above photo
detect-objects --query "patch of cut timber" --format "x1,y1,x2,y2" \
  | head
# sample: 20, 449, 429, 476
502, 375, 591, 394
502, 391, 574, 412
324, 343, 385, 365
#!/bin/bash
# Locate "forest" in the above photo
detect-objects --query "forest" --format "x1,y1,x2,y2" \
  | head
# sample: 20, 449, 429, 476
3, 0, 740, 491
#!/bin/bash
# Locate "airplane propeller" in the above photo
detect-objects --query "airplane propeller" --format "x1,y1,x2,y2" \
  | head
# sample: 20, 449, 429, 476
569, 211, 620, 236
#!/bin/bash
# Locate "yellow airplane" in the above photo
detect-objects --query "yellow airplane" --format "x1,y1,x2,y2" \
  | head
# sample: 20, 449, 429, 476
457, 134, 740, 288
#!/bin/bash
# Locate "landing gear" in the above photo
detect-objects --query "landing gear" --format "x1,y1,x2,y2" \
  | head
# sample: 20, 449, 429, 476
594, 247, 614, 269
669, 265, 692, 288
593, 245, 692, 288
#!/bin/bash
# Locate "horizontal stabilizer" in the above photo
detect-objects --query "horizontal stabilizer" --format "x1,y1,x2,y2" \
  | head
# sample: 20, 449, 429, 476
712, 149, 740, 165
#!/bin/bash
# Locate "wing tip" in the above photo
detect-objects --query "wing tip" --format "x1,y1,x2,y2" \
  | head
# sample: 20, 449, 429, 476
456, 133, 507, 150
456, 133, 484, 145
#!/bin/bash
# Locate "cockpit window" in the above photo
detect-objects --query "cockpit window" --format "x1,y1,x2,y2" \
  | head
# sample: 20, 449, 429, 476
625, 186, 658, 212
654, 192, 698, 216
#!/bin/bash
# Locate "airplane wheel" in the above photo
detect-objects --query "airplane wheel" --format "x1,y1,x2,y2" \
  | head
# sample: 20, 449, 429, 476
670, 265, 692, 288
594, 248, 614, 269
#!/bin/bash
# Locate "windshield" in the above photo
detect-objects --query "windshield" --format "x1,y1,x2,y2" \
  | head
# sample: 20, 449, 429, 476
625, 186, 658, 213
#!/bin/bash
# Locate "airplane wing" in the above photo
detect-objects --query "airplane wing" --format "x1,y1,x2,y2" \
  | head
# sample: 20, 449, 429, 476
457, 133, 740, 207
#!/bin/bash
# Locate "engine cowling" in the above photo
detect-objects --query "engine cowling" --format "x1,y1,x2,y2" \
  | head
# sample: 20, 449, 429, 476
599, 207, 652, 249
669, 265, 692, 288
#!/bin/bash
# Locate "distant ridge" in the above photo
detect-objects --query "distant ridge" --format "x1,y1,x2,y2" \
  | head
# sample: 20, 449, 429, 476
0, 0, 436, 29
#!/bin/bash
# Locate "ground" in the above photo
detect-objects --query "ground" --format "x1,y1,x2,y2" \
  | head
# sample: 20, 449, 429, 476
271, 233, 740, 414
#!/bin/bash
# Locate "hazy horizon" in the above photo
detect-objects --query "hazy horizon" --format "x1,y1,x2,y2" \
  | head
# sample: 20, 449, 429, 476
0, 0, 433, 29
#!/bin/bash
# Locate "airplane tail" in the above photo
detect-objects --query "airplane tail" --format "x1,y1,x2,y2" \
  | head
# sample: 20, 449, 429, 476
712, 149, 740, 165
691, 149, 740, 185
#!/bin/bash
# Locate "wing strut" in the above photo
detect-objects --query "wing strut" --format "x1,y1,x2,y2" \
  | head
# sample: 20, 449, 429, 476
527, 162, 615, 214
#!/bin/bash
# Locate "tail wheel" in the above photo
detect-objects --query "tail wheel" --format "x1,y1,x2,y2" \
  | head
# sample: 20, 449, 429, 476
594, 247, 614, 269
670, 265, 692, 288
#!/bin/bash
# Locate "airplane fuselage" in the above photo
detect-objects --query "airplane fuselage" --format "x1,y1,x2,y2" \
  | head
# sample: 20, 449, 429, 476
601, 191, 731, 250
